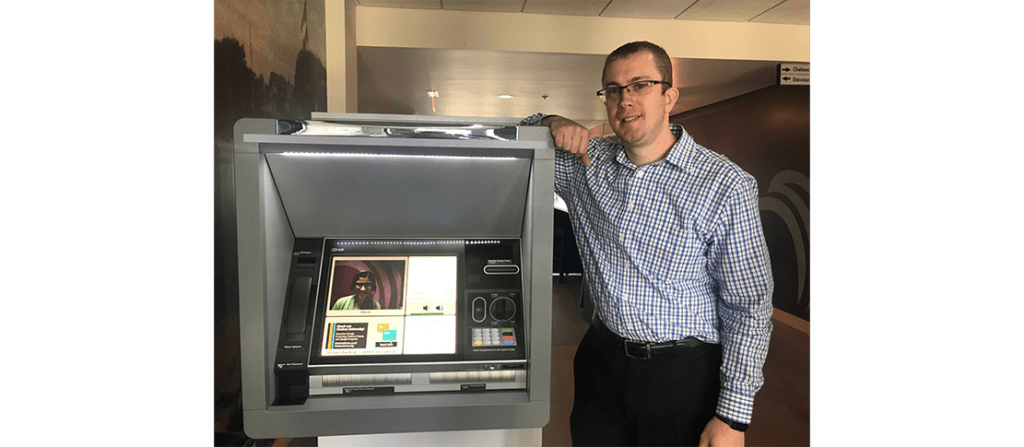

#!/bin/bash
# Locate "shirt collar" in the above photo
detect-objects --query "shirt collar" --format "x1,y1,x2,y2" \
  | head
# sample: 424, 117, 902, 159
613, 123, 693, 170
664, 123, 691, 169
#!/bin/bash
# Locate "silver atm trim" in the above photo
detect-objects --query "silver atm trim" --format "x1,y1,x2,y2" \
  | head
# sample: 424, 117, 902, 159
308, 370, 528, 396
307, 359, 528, 370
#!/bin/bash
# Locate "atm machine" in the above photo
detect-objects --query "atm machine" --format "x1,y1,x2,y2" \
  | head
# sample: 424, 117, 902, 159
233, 113, 554, 439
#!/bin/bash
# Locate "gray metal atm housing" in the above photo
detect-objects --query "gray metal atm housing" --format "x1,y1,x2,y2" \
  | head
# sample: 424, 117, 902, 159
233, 113, 554, 438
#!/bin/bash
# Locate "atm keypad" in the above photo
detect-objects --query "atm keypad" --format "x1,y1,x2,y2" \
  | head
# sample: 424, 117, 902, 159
472, 327, 516, 347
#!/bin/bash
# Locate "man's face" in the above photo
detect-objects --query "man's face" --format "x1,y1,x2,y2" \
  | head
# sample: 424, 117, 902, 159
353, 277, 373, 299
603, 51, 677, 150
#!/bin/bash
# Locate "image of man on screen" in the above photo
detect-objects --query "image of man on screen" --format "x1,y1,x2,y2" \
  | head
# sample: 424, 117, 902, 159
331, 270, 382, 310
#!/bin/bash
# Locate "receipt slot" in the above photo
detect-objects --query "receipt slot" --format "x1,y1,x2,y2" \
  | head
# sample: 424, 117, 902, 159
233, 113, 554, 438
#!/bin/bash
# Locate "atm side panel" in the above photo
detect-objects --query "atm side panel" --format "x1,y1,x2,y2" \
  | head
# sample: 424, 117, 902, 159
272, 238, 323, 405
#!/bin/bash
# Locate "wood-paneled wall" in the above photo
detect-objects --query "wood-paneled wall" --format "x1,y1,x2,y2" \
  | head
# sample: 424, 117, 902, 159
672, 85, 810, 321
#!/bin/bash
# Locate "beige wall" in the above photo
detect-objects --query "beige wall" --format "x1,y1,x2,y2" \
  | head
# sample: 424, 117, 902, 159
326, 0, 358, 113
326, 3, 810, 113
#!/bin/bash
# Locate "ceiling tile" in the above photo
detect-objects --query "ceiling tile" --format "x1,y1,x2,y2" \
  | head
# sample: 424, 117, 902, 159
676, 0, 783, 22
601, 0, 696, 20
750, 0, 809, 25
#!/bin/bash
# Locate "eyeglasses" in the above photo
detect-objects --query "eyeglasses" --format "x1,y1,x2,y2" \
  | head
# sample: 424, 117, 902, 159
353, 283, 373, 289
596, 80, 671, 104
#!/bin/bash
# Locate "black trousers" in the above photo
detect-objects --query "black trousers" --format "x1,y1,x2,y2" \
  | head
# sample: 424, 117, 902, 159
570, 324, 722, 446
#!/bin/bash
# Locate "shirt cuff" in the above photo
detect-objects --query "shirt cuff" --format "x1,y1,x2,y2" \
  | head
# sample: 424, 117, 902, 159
519, 113, 549, 126
716, 389, 755, 425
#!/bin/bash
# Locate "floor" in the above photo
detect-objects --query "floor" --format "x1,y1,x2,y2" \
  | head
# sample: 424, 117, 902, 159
231, 275, 809, 447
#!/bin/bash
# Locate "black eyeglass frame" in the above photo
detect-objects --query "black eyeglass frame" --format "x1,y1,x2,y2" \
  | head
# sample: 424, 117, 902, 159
596, 80, 672, 103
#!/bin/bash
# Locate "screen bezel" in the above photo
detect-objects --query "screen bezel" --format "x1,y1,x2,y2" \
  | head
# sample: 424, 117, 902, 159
308, 239, 469, 366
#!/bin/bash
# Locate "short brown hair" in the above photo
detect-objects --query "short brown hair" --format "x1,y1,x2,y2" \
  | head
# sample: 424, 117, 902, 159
602, 41, 673, 92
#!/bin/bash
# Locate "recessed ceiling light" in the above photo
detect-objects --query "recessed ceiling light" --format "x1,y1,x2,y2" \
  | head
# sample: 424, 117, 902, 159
498, 94, 514, 99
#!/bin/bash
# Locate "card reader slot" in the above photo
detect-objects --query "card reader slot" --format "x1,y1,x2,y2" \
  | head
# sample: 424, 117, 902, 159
483, 265, 520, 275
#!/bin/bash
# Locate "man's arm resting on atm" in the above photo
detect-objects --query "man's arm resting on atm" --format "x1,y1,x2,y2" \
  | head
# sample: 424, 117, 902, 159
521, 113, 593, 167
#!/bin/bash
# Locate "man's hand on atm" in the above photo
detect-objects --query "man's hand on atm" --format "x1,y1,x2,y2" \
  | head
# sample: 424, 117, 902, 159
541, 115, 593, 167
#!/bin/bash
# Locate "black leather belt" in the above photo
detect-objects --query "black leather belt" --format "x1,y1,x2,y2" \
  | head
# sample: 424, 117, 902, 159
596, 321, 705, 360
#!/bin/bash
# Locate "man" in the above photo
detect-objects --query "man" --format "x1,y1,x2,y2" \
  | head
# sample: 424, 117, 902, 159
520, 41, 773, 446
332, 270, 382, 310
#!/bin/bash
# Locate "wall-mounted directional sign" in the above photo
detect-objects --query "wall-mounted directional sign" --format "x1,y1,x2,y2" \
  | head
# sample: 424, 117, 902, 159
778, 63, 810, 86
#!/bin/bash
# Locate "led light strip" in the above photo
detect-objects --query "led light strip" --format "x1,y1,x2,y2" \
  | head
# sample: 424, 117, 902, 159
465, 240, 502, 245
280, 152, 517, 161
330, 240, 503, 246
333, 240, 465, 246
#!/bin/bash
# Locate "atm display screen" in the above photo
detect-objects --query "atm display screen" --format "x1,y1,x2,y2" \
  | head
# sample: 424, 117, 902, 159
300, 238, 527, 372
319, 255, 458, 357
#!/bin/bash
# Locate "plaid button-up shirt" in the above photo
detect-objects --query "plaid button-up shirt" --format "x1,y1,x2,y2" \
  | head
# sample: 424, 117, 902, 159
522, 113, 774, 424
